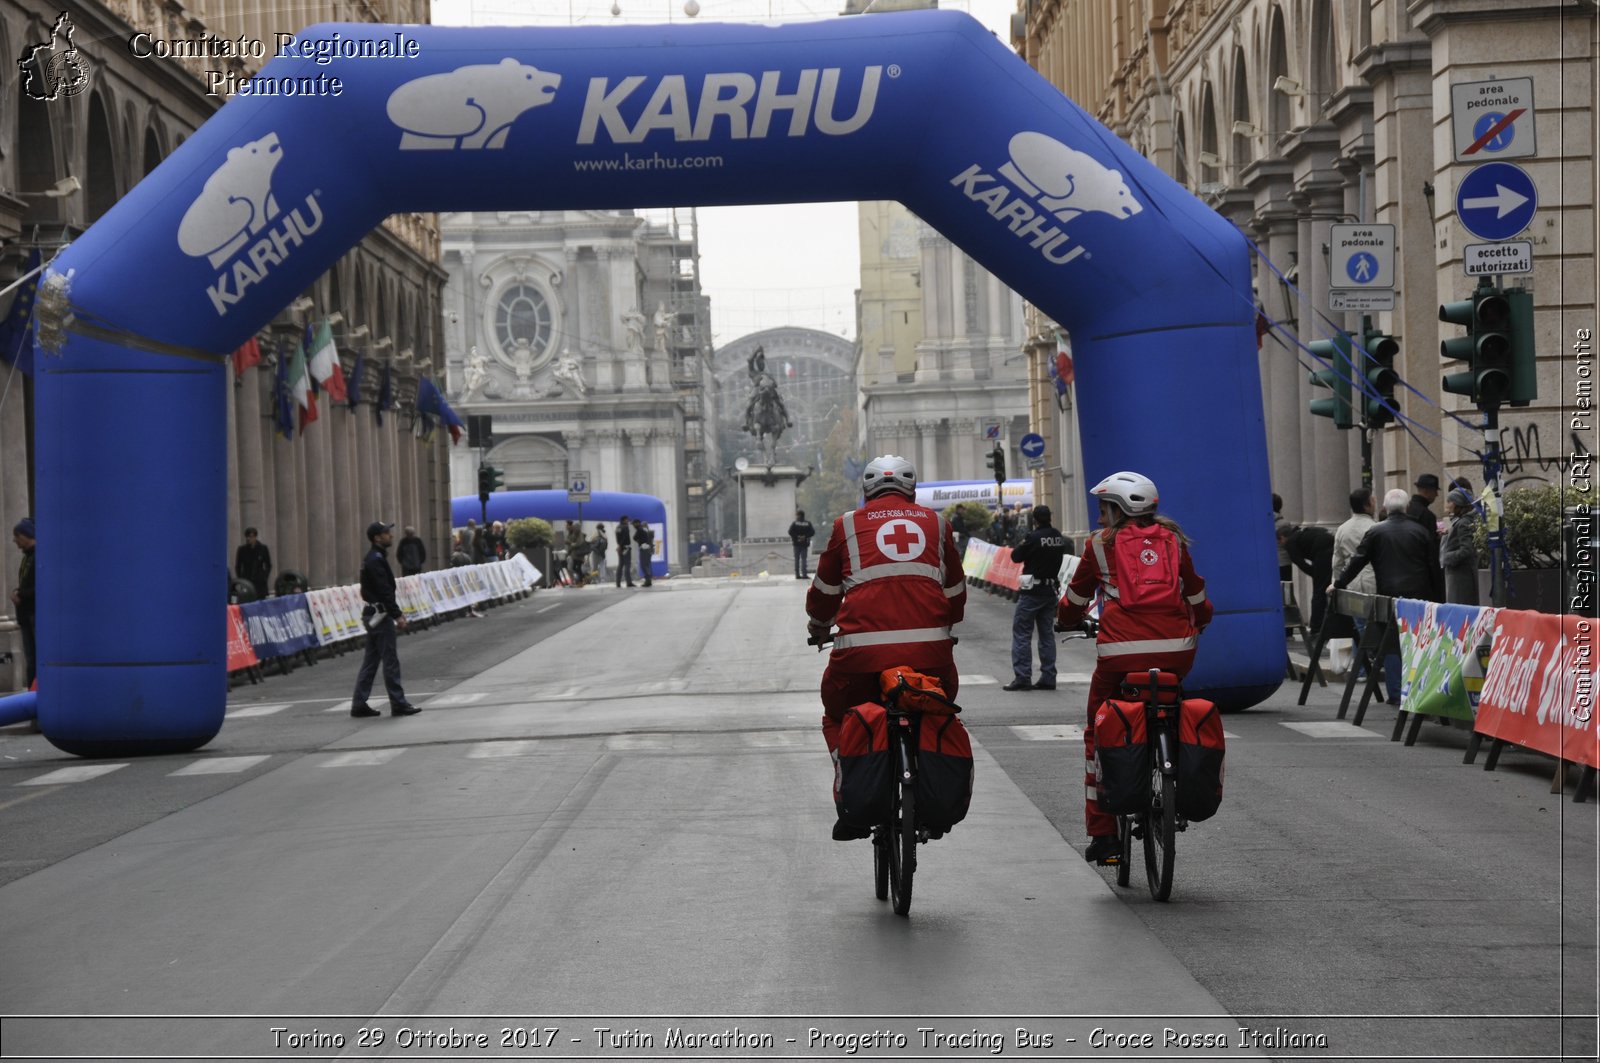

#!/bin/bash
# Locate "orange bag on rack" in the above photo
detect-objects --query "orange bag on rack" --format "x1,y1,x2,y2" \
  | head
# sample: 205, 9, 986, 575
879, 665, 960, 715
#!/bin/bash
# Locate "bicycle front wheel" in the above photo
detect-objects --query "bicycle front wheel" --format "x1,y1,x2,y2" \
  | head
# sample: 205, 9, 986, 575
888, 781, 917, 916
1142, 772, 1177, 901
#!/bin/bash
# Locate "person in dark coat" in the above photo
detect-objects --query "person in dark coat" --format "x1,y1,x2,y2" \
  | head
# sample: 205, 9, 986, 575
1278, 522, 1335, 634
1330, 489, 1446, 705
614, 516, 634, 588
1004, 505, 1070, 691
1408, 473, 1443, 546
1439, 489, 1481, 605
632, 518, 654, 587
350, 522, 420, 718
11, 517, 35, 688
787, 509, 816, 580
396, 526, 427, 576
234, 527, 272, 600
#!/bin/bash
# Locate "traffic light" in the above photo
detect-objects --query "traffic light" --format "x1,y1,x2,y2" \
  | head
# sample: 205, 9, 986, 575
1506, 287, 1537, 407
477, 464, 504, 502
1360, 327, 1400, 428
984, 445, 1007, 484
1308, 334, 1354, 429
1439, 277, 1512, 406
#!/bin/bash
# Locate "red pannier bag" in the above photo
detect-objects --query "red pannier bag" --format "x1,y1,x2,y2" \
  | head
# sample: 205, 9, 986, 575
915, 713, 974, 831
1093, 699, 1151, 815
834, 702, 891, 827
1176, 698, 1225, 821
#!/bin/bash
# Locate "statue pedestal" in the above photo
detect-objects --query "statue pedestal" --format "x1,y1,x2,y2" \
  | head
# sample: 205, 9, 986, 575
736, 465, 810, 540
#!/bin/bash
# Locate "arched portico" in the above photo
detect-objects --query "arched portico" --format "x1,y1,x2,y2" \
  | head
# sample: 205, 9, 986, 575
31, 11, 1281, 755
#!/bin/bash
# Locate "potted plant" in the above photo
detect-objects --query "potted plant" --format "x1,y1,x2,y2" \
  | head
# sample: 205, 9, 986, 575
1473, 483, 1595, 613
505, 517, 554, 587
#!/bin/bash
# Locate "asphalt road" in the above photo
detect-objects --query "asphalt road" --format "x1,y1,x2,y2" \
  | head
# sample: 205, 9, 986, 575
0, 578, 1594, 1062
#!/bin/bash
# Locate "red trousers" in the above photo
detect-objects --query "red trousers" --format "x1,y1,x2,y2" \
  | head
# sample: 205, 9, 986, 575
819, 662, 959, 750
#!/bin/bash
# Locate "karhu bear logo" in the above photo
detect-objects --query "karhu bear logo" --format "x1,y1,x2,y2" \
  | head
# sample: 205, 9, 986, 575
387, 59, 561, 150
177, 132, 327, 317
950, 131, 1142, 267
178, 133, 284, 268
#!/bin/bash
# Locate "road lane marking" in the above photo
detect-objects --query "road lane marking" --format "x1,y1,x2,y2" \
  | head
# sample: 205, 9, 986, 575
427, 692, 488, 707
18, 764, 129, 786
743, 731, 811, 748
227, 703, 292, 718
1281, 721, 1382, 738
466, 740, 541, 758
325, 699, 390, 713
171, 756, 271, 776
318, 749, 405, 767
605, 734, 673, 750
1010, 724, 1086, 741
961, 675, 999, 685
536, 603, 560, 613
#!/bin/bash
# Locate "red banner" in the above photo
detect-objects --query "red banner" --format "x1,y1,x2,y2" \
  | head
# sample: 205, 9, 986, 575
1474, 609, 1598, 770
226, 605, 260, 673
988, 548, 1022, 591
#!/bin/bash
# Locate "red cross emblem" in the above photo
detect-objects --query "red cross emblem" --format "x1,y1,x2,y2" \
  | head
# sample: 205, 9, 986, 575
1139, 547, 1159, 566
877, 519, 925, 561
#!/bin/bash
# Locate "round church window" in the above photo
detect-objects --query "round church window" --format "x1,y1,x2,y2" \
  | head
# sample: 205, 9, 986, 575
494, 284, 552, 362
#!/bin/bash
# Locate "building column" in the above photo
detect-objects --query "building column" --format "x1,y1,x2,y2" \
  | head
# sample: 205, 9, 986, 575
1291, 173, 1349, 524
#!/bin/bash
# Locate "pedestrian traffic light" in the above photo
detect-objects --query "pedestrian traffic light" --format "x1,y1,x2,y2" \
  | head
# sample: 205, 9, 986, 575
1360, 327, 1400, 428
1307, 334, 1354, 429
1506, 287, 1537, 407
477, 464, 504, 502
1439, 277, 1512, 406
985, 445, 1007, 483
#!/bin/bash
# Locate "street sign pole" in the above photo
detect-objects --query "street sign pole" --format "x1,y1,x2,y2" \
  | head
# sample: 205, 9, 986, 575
1359, 313, 1374, 489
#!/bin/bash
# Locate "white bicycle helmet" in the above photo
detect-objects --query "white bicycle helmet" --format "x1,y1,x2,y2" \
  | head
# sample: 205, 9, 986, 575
1091, 471, 1159, 516
862, 454, 917, 499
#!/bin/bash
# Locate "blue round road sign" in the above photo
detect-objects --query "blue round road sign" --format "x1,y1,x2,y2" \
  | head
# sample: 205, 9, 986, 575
1019, 432, 1046, 459
1471, 112, 1516, 154
1345, 252, 1379, 285
1455, 162, 1537, 242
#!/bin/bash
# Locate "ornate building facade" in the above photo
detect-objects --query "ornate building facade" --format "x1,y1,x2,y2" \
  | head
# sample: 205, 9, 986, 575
0, 0, 446, 688
440, 208, 716, 566
1015, 0, 1596, 534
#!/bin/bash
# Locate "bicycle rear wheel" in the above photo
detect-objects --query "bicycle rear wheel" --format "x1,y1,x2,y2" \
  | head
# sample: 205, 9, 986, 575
873, 823, 889, 901
887, 781, 917, 916
1142, 772, 1177, 901
1115, 815, 1133, 888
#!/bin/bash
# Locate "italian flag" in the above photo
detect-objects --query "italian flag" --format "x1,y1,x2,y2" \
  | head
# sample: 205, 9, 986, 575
288, 336, 318, 429
306, 320, 348, 402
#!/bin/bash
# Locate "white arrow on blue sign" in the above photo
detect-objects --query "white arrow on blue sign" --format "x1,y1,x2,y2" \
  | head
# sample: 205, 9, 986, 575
1454, 162, 1538, 242
1019, 432, 1046, 459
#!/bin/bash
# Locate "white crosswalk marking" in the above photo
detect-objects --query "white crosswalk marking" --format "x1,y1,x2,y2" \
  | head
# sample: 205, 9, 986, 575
318, 750, 405, 767
1281, 721, 1381, 739
961, 675, 999, 685
466, 740, 541, 758
171, 756, 271, 776
18, 764, 129, 786
227, 703, 292, 718
427, 692, 488, 708
1010, 724, 1086, 741
606, 734, 673, 750
326, 699, 389, 713
743, 731, 811, 748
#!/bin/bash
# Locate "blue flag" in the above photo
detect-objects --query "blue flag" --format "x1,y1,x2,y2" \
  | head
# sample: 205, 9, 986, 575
273, 339, 295, 440
376, 360, 392, 427
0, 249, 43, 376
416, 375, 464, 444
346, 352, 365, 411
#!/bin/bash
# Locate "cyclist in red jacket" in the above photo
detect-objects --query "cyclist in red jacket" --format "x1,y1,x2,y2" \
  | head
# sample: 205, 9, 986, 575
1056, 471, 1212, 864
807, 455, 967, 839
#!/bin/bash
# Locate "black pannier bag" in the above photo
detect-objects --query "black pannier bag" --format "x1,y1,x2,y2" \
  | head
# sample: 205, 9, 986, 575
834, 702, 891, 827
1093, 698, 1150, 815
915, 713, 974, 830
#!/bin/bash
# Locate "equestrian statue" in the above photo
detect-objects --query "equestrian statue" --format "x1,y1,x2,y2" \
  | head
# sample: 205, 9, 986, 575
742, 346, 793, 466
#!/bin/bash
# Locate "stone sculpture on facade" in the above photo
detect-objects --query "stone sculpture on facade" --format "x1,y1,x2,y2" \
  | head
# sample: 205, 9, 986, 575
742, 345, 793, 466
552, 351, 589, 398
653, 301, 672, 354
462, 347, 489, 398
621, 307, 647, 355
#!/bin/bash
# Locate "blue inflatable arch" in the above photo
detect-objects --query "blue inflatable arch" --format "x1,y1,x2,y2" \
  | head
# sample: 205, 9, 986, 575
33, 11, 1281, 755
451, 490, 669, 580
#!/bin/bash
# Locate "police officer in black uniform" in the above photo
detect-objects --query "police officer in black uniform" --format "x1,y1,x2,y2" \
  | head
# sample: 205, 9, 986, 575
1004, 505, 1073, 691
351, 521, 421, 718
787, 509, 816, 580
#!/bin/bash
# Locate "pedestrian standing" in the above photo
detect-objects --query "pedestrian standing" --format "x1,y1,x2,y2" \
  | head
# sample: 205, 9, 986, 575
1278, 522, 1335, 634
11, 517, 35, 688
614, 516, 635, 588
1409, 473, 1443, 544
633, 518, 655, 586
350, 521, 421, 718
396, 525, 426, 576
1440, 489, 1481, 605
590, 524, 609, 581
1272, 492, 1291, 581
567, 523, 588, 585
234, 527, 272, 600
1004, 505, 1069, 691
788, 508, 815, 580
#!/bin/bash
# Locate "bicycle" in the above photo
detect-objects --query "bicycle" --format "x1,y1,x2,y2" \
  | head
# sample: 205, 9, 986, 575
1060, 618, 1186, 902
809, 631, 960, 917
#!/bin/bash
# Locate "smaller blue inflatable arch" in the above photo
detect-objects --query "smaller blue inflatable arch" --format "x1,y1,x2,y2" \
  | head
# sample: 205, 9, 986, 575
453, 491, 668, 579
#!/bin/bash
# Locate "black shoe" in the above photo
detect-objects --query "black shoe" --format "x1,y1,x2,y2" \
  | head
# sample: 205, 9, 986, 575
1084, 834, 1122, 865
1035, 680, 1057, 690
389, 702, 422, 716
831, 818, 871, 841
1002, 678, 1033, 691
350, 703, 380, 718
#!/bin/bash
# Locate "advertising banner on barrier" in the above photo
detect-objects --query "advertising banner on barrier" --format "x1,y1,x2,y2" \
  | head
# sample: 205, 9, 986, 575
1475, 609, 1597, 769
239, 594, 320, 660
1395, 599, 1497, 720
962, 540, 992, 581
226, 605, 259, 672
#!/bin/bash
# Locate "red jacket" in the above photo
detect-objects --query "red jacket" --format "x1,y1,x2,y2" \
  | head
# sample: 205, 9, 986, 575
806, 495, 966, 673
1056, 523, 1212, 674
